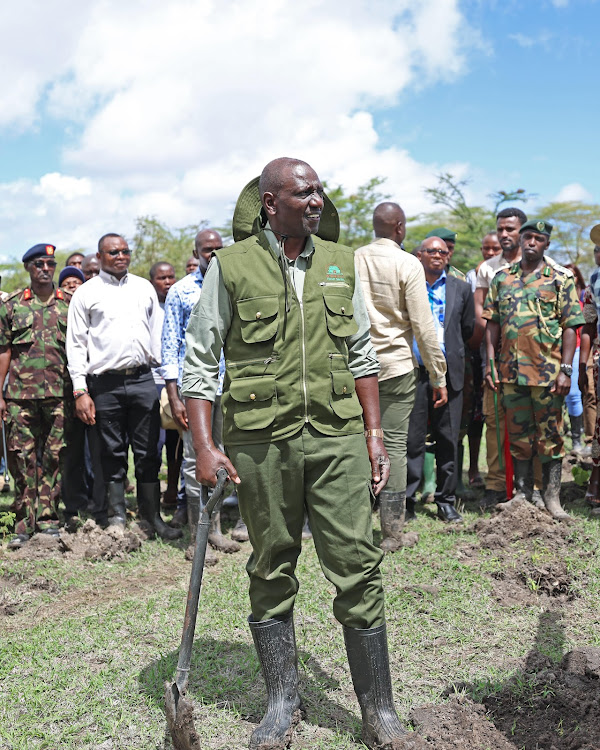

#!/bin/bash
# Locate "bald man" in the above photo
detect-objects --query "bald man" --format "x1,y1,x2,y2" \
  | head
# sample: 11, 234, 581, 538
356, 203, 447, 549
182, 160, 412, 750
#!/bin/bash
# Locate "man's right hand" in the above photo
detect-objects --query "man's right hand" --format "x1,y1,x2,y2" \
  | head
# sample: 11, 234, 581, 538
484, 369, 498, 392
432, 386, 448, 408
75, 393, 96, 425
195, 445, 240, 487
168, 390, 188, 431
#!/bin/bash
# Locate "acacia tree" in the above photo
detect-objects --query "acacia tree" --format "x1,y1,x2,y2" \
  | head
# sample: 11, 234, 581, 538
536, 201, 600, 269
129, 216, 208, 279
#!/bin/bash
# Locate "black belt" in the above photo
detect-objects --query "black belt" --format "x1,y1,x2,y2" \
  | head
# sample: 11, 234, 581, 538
91, 365, 151, 378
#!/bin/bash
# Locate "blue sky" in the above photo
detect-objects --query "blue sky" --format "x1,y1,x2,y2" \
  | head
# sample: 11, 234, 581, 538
0, 0, 598, 259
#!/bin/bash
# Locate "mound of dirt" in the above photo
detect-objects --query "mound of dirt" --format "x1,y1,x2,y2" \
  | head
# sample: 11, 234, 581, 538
463, 498, 588, 605
9, 519, 152, 562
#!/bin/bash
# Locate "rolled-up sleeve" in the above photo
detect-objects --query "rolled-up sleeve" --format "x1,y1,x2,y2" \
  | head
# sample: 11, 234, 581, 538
181, 260, 232, 401
348, 262, 380, 379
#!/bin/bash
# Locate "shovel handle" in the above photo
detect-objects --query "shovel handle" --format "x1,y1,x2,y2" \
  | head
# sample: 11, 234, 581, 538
174, 468, 229, 693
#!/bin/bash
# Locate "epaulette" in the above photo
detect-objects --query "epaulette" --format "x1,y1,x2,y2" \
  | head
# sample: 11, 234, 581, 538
4, 288, 25, 303
545, 256, 573, 277
509, 262, 520, 274
56, 288, 64, 300
22, 288, 33, 301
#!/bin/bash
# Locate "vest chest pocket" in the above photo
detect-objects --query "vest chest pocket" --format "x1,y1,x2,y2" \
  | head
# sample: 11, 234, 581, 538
323, 293, 358, 338
330, 370, 363, 420
237, 296, 279, 344
230, 375, 277, 430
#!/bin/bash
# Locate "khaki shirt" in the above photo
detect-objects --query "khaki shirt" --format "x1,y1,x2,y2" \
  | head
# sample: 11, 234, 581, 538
355, 238, 447, 388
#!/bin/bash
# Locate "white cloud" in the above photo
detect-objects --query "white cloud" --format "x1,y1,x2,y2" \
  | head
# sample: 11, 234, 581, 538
552, 0, 569, 7
0, 0, 483, 256
554, 182, 593, 203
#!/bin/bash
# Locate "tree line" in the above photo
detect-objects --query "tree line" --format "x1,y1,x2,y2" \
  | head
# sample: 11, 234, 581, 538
1, 174, 598, 292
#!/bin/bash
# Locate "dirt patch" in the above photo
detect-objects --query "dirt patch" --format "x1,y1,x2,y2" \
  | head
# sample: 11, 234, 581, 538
461, 498, 591, 605
7, 519, 152, 562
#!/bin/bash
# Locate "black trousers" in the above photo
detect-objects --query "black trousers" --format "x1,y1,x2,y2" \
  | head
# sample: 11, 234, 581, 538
406, 367, 463, 503
88, 369, 160, 484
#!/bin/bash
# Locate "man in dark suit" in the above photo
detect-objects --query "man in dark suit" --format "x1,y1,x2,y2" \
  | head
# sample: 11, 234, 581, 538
406, 235, 475, 522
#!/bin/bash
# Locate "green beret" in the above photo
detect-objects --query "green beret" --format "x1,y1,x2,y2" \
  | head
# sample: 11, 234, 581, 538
519, 219, 553, 237
425, 227, 456, 242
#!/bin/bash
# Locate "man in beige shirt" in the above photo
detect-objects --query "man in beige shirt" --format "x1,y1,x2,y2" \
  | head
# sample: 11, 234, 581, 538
356, 202, 447, 551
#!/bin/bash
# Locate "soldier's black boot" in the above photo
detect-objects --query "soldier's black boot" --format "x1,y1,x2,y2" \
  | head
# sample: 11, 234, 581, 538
542, 459, 571, 521
106, 481, 127, 528
343, 623, 408, 749
570, 414, 584, 455
379, 492, 405, 552
497, 459, 532, 510
137, 482, 182, 540
248, 615, 304, 750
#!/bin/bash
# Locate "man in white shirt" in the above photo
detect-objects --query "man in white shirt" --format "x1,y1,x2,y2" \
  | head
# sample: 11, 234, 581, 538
66, 233, 181, 540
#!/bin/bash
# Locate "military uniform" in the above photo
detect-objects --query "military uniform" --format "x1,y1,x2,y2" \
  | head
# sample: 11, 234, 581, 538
483, 258, 584, 461
0, 286, 70, 535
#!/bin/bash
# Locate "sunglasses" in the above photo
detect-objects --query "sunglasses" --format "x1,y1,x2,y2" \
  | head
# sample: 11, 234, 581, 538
104, 248, 132, 257
423, 248, 450, 257
32, 260, 57, 269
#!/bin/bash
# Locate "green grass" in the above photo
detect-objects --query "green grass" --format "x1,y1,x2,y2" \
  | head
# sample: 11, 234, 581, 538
1, 474, 600, 748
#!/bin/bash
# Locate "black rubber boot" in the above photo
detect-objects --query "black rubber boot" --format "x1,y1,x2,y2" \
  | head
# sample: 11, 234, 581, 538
542, 459, 571, 521
106, 481, 127, 528
404, 498, 417, 522
379, 492, 405, 552
497, 459, 533, 510
137, 482, 182, 540
248, 615, 304, 750
570, 414, 584, 455
343, 623, 408, 749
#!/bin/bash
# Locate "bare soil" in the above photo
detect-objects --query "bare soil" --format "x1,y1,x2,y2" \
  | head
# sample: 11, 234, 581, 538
8, 518, 152, 562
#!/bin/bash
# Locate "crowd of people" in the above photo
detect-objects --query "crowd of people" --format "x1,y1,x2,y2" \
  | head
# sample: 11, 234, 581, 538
1, 155, 599, 750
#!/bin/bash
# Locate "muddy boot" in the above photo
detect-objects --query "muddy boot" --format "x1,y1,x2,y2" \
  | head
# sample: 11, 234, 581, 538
585, 465, 600, 507
161, 460, 180, 508
208, 509, 241, 553
137, 482, 182, 540
542, 459, 571, 521
169, 504, 188, 529
249, 615, 304, 750
421, 450, 435, 501
570, 414, 584, 455
185, 496, 217, 564
497, 459, 532, 511
106, 481, 127, 528
379, 492, 405, 553
231, 516, 249, 542
344, 623, 408, 749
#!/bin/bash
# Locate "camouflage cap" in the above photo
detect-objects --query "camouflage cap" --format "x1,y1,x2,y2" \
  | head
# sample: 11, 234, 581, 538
519, 219, 553, 237
425, 227, 457, 242
590, 223, 600, 246
232, 176, 340, 243
22, 243, 56, 263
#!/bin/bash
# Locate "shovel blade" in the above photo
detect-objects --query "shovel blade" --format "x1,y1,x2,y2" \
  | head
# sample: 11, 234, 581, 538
164, 681, 202, 750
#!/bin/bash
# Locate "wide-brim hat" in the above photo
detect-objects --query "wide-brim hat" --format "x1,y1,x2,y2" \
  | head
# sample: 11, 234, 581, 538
590, 224, 600, 246
232, 176, 340, 243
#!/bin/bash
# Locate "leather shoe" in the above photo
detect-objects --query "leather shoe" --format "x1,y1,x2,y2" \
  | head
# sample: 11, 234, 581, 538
8, 533, 30, 549
436, 501, 462, 522
169, 506, 188, 528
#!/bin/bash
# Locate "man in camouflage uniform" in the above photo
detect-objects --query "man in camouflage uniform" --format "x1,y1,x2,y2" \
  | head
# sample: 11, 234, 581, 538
0, 244, 71, 548
483, 220, 584, 520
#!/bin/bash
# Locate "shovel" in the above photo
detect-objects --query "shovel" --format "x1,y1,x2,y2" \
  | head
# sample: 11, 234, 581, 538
165, 467, 229, 750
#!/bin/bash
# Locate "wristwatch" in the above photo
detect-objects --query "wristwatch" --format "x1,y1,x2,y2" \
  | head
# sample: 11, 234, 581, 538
559, 364, 573, 377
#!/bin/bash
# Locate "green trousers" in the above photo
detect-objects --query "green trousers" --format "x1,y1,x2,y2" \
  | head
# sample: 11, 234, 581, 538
228, 425, 384, 629
378, 369, 418, 493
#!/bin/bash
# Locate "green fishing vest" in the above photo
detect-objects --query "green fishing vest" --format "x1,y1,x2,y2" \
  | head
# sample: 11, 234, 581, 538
218, 231, 365, 445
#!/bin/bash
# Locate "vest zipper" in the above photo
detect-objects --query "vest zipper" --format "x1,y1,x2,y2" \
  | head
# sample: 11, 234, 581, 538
299, 301, 309, 422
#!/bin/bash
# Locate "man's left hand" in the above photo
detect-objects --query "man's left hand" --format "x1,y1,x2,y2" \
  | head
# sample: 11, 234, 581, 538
366, 437, 390, 496
551, 372, 571, 396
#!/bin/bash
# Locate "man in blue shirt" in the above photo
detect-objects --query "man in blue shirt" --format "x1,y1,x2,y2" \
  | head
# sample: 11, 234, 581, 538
407, 236, 474, 522
162, 229, 247, 559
